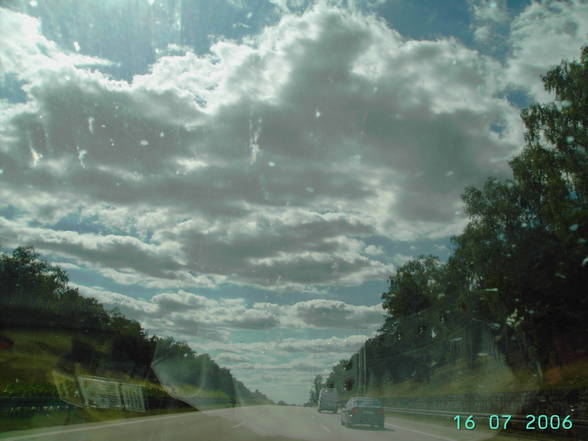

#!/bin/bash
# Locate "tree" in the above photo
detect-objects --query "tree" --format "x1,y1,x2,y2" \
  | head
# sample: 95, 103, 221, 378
454, 46, 588, 374
1, 246, 270, 406
308, 374, 323, 405
321, 47, 588, 390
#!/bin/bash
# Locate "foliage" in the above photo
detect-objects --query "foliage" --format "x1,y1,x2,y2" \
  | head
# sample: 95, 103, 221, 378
308, 374, 323, 405
0, 246, 271, 405
320, 46, 588, 396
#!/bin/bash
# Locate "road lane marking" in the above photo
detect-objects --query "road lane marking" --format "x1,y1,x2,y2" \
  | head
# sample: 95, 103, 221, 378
385, 423, 456, 441
321, 425, 331, 433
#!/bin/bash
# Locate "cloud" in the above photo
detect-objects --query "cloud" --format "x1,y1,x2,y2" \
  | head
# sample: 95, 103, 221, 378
193, 334, 371, 355
471, 0, 508, 24
1, 4, 522, 293
505, 0, 588, 101
392, 253, 412, 266
0, 9, 110, 83
215, 353, 249, 364
467, 0, 509, 44
74, 284, 157, 318
227, 309, 281, 330
364, 244, 383, 256
73, 282, 383, 337
151, 291, 215, 314
232, 357, 330, 373
294, 299, 382, 329
276, 334, 370, 353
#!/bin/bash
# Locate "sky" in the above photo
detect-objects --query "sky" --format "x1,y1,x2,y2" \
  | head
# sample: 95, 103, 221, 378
0, 0, 587, 404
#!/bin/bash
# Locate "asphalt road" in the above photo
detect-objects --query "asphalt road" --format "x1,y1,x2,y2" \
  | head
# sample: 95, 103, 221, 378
1, 406, 504, 441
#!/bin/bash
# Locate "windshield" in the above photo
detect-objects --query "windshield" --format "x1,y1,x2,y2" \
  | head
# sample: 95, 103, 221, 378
354, 398, 381, 407
1, 1, 587, 440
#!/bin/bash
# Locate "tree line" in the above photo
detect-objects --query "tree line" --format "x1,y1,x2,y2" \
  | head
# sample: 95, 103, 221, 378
315, 47, 588, 402
0, 246, 271, 406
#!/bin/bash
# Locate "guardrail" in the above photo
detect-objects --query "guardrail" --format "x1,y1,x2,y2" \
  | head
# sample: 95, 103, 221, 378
0, 396, 192, 415
0, 397, 72, 418
384, 407, 588, 438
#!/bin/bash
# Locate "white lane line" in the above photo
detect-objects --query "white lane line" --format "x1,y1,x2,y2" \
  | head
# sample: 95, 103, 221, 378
385, 423, 456, 441
321, 424, 331, 433
4, 412, 198, 441
232, 422, 245, 429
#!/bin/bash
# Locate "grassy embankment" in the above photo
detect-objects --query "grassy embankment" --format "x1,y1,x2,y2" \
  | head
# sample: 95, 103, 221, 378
0, 329, 218, 432
372, 356, 588, 399
367, 357, 588, 440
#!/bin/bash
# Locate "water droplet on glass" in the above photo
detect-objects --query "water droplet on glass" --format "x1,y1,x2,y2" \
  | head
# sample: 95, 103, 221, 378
140, 140, 149, 146
268, 161, 276, 167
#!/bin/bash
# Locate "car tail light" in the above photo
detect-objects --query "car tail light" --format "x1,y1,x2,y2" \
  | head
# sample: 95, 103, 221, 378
351, 408, 358, 414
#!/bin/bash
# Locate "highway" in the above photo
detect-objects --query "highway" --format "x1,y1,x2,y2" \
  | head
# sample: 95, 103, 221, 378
0, 406, 510, 441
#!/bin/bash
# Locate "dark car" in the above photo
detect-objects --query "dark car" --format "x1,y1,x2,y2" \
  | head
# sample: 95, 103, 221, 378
340, 397, 385, 429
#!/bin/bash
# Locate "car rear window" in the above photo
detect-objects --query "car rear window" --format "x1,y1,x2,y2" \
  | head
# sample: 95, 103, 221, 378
355, 398, 381, 406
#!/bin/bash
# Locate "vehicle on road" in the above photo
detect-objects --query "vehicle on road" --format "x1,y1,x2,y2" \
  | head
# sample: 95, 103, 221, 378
340, 397, 385, 429
317, 387, 338, 413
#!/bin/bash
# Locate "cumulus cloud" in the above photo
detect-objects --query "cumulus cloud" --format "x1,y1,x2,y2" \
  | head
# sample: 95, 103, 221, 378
471, 0, 509, 24
276, 334, 370, 353
74, 284, 157, 318
294, 299, 382, 329
0, 9, 110, 82
0, 3, 524, 293
467, 0, 510, 45
74, 282, 383, 337
505, 0, 588, 101
215, 353, 249, 364
152, 291, 215, 314
231, 357, 330, 373
194, 334, 371, 355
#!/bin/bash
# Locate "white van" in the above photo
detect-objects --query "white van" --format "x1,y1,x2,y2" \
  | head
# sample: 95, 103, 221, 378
317, 388, 338, 413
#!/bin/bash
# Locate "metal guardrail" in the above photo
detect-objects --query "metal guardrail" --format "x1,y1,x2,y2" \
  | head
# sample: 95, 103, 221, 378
0, 397, 191, 414
384, 406, 588, 423
0, 398, 72, 416
384, 406, 588, 437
